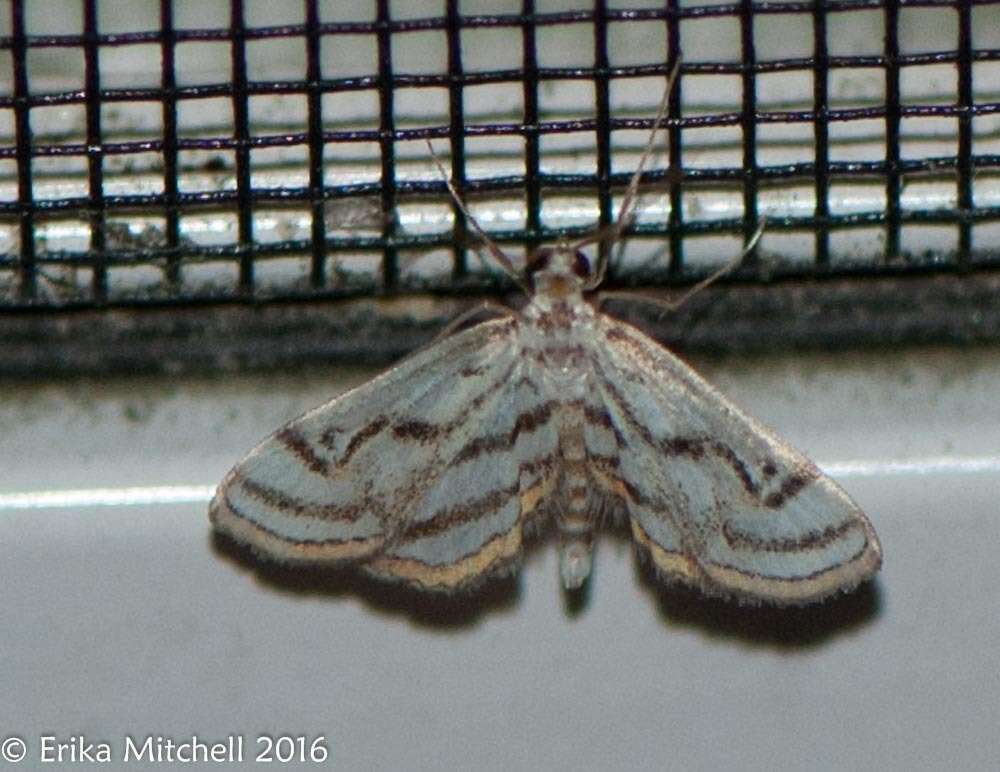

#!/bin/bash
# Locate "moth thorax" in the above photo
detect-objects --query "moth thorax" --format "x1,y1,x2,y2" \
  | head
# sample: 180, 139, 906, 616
532, 339, 591, 393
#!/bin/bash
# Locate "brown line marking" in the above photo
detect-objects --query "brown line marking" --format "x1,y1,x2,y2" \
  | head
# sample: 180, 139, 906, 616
218, 488, 380, 550
661, 439, 816, 508
520, 462, 558, 517
709, 440, 759, 497
400, 483, 519, 543
521, 454, 558, 480
587, 455, 629, 501
239, 477, 365, 523
603, 325, 658, 380
722, 518, 859, 554
764, 467, 819, 508
707, 541, 873, 584
465, 359, 518, 413
392, 418, 440, 443
398, 358, 518, 453
325, 414, 389, 464
277, 427, 328, 476
396, 362, 516, 447
604, 325, 630, 345
581, 402, 627, 447
604, 325, 666, 374
345, 359, 519, 455
619, 477, 651, 507
597, 374, 658, 448
662, 436, 705, 460
450, 433, 511, 463
532, 309, 562, 334
589, 452, 620, 470
536, 342, 587, 362
657, 435, 761, 498
450, 400, 557, 466
398, 452, 560, 545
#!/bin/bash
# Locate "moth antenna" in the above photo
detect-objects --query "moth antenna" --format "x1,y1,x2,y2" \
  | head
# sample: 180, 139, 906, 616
425, 139, 529, 293
597, 217, 766, 315
580, 57, 683, 291
664, 216, 765, 309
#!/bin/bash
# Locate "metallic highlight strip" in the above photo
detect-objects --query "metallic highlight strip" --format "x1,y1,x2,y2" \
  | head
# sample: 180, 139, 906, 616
0, 485, 215, 510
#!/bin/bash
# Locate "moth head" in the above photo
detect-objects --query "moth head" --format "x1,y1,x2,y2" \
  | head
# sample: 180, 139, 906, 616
524, 246, 591, 297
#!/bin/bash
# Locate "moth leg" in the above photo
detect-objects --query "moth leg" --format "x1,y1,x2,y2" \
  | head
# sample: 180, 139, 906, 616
427, 300, 515, 347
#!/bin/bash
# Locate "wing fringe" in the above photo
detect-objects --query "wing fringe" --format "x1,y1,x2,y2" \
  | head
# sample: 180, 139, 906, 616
209, 486, 386, 564
632, 517, 882, 606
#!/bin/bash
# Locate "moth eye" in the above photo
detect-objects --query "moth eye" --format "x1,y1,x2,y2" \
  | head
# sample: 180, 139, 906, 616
573, 250, 591, 279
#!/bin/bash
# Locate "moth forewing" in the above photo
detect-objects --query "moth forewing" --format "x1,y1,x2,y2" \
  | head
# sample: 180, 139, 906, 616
586, 315, 881, 605
209, 317, 556, 591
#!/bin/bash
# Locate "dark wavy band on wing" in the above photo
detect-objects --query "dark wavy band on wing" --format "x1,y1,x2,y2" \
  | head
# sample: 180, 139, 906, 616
210, 486, 386, 564
721, 518, 861, 554
448, 401, 557, 467
238, 476, 368, 523
398, 483, 521, 543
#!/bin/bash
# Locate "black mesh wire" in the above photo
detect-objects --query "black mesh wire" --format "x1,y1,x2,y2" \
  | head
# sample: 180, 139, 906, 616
1, 0, 1000, 373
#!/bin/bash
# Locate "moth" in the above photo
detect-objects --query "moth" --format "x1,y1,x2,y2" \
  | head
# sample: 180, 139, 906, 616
210, 67, 881, 605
